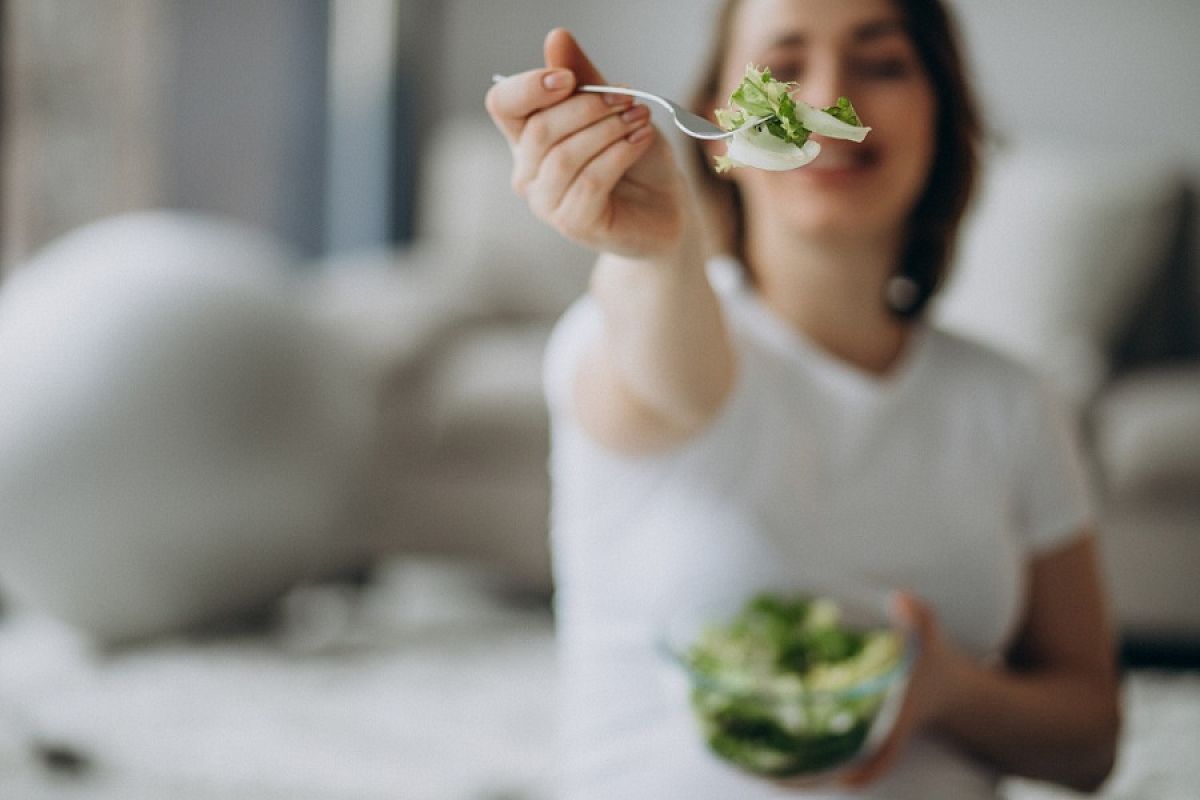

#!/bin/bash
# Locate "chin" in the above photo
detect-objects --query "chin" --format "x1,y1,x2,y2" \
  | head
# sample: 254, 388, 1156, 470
780, 200, 898, 242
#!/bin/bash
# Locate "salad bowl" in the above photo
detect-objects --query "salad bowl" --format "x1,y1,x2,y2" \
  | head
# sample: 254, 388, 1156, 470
658, 585, 916, 781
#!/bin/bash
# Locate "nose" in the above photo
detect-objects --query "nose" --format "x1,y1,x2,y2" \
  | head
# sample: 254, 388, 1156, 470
791, 51, 848, 110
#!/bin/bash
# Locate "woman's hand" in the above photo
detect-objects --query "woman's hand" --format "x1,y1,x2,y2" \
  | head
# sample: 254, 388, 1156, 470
485, 29, 692, 260
486, 29, 731, 455
836, 591, 966, 788
758, 591, 964, 792
826, 537, 1121, 792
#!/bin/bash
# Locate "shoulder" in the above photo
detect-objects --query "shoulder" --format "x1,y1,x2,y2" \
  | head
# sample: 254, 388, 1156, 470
925, 325, 1088, 477
923, 325, 1049, 400
918, 326, 1079, 454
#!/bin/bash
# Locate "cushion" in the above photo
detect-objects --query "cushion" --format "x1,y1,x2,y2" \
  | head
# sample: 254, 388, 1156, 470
1091, 365, 1200, 499
427, 322, 554, 456
933, 147, 1184, 410
307, 244, 480, 378
417, 117, 595, 320
0, 212, 377, 641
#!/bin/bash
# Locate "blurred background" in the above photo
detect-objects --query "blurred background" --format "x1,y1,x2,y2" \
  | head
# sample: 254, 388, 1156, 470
0, 1, 1197, 798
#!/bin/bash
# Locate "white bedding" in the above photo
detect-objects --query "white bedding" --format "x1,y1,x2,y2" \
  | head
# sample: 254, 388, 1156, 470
0, 558, 1195, 800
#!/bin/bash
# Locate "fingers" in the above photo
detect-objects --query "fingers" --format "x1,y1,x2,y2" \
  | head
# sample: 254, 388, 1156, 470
839, 591, 941, 788
524, 106, 656, 240
838, 663, 921, 787
891, 590, 937, 645
511, 93, 642, 194
485, 68, 577, 145
544, 28, 606, 85
487, 28, 661, 250
839, 711, 911, 788
486, 28, 606, 146
552, 120, 656, 242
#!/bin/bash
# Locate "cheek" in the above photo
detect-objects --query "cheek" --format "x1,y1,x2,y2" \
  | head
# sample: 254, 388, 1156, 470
895, 122, 937, 187
877, 94, 937, 189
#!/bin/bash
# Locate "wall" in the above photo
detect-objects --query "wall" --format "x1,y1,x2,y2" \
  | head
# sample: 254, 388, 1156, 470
163, 0, 328, 256
439, 0, 721, 121
1, 0, 168, 268
0, 0, 330, 268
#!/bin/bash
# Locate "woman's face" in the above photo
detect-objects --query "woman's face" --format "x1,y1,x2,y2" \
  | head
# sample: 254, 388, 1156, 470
718, 0, 937, 244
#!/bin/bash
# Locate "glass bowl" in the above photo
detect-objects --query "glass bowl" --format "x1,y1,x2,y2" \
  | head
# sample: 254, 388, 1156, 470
657, 584, 917, 781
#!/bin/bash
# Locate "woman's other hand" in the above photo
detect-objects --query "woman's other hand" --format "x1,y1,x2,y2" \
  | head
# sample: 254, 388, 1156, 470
843, 536, 1120, 791
485, 29, 691, 260
837, 591, 965, 788
756, 591, 963, 792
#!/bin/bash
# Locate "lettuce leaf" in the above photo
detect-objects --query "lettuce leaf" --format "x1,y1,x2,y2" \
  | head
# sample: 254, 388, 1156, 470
823, 96, 863, 127
714, 65, 871, 172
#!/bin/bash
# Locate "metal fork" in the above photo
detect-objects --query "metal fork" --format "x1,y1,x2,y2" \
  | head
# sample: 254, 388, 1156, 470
491, 74, 763, 140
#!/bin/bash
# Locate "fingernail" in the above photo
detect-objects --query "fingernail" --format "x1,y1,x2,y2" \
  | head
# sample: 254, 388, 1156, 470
543, 70, 571, 90
626, 124, 653, 143
620, 105, 648, 124
603, 92, 626, 106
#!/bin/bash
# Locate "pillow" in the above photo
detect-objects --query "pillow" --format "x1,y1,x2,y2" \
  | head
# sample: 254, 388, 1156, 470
418, 117, 595, 320
932, 148, 1183, 410
0, 212, 376, 641
1092, 365, 1200, 498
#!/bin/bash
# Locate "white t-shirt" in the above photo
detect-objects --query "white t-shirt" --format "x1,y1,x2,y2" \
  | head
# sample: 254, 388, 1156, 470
543, 258, 1094, 800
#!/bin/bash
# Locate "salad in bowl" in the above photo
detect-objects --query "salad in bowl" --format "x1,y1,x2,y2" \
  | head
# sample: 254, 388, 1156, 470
660, 588, 915, 780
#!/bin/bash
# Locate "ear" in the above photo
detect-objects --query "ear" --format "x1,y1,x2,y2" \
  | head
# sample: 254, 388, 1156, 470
543, 28, 606, 85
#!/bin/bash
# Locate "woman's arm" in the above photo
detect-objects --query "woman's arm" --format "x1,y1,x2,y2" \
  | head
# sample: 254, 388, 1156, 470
486, 29, 734, 454
844, 532, 1121, 792
575, 246, 734, 454
939, 532, 1121, 789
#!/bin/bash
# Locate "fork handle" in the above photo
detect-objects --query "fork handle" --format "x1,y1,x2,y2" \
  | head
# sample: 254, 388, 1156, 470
492, 76, 667, 109
491, 75, 657, 105
577, 85, 671, 113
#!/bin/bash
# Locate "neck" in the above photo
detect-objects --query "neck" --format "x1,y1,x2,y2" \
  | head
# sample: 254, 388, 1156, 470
745, 224, 912, 375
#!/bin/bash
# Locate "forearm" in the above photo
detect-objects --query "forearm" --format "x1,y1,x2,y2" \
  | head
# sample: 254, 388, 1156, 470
582, 231, 734, 445
935, 657, 1120, 792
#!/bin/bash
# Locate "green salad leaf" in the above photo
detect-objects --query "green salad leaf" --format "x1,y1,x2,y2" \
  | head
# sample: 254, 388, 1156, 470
823, 96, 863, 127
713, 65, 871, 173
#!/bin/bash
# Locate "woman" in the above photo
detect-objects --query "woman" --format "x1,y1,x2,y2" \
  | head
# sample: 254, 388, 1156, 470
486, 1, 1120, 797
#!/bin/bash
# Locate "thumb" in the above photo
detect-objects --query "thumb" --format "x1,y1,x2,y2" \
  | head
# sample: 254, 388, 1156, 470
543, 28, 606, 85
890, 590, 935, 642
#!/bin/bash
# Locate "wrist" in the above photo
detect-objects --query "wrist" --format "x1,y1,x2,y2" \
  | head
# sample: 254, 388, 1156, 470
593, 221, 706, 292
925, 646, 982, 734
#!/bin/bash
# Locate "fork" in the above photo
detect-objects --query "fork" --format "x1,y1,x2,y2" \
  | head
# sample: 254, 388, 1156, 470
490, 74, 765, 140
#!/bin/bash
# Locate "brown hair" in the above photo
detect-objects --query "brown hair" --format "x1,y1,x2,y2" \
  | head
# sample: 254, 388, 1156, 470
687, 0, 982, 319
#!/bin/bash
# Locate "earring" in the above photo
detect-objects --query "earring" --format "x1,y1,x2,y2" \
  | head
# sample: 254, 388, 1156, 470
885, 274, 920, 315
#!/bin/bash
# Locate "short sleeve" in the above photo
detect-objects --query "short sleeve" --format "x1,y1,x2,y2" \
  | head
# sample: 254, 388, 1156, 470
543, 295, 604, 422
1011, 375, 1096, 553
